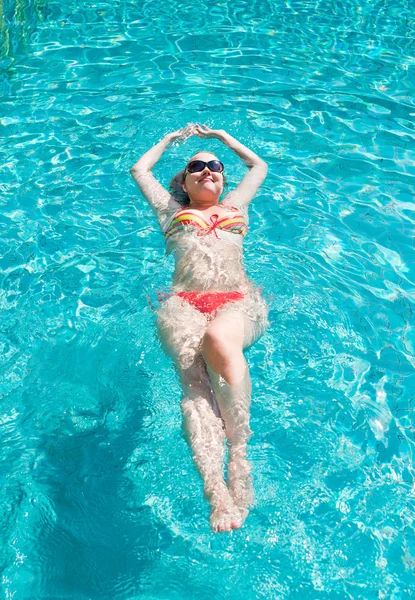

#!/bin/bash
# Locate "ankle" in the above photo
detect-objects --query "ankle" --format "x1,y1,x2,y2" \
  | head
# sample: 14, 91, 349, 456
204, 478, 227, 499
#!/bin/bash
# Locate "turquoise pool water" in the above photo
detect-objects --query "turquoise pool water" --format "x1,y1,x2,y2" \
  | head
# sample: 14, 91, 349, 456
1, 0, 415, 597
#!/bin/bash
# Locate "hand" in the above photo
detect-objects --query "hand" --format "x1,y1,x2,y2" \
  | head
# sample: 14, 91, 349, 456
166, 124, 198, 142
194, 124, 226, 139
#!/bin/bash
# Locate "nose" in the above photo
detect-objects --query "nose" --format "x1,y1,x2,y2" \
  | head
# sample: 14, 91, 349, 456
200, 165, 213, 177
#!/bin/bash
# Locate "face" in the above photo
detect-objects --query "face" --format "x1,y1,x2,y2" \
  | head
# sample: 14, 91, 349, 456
182, 152, 224, 205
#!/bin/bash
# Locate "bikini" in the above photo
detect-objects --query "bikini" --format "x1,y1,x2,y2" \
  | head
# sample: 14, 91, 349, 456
163, 206, 248, 315
164, 206, 248, 241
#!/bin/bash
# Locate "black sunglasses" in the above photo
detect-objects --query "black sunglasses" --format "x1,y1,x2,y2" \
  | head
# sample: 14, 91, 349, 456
185, 159, 224, 174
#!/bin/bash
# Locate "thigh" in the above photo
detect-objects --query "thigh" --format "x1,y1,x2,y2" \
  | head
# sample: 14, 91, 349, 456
204, 309, 246, 353
156, 295, 219, 412
210, 293, 269, 350
156, 294, 209, 370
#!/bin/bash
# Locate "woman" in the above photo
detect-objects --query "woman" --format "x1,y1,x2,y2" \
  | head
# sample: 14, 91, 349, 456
130, 124, 269, 533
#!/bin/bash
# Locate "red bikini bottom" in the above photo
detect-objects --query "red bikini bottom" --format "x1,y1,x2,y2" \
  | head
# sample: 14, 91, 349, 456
176, 291, 245, 315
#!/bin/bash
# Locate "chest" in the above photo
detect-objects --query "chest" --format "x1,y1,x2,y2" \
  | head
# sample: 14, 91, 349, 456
164, 207, 248, 241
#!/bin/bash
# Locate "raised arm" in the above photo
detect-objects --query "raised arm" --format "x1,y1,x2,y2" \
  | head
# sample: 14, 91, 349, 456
194, 125, 268, 210
130, 126, 194, 217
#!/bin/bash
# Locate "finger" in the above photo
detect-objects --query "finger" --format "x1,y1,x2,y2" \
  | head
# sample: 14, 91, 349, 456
178, 125, 193, 137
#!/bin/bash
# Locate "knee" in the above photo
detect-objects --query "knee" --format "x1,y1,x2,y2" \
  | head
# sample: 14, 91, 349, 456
202, 328, 236, 360
181, 396, 226, 432
181, 395, 209, 416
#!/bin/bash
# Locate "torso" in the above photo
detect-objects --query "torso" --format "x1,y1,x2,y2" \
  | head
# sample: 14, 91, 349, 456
163, 203, 252, 293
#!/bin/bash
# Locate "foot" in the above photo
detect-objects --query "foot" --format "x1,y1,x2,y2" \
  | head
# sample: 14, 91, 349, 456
208, 484, 243, 533
210, 503, 243, 533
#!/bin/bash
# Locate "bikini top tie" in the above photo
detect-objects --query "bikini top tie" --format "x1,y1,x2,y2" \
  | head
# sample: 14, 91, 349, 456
164, 206, 248, 242
203, 214, 220, 238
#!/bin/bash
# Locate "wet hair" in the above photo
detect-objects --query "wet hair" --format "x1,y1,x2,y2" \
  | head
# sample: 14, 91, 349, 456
169, 155, 227, 206
169, 169, 190, 205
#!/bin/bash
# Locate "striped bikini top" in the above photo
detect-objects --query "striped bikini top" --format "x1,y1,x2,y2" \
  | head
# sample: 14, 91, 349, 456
164, 206, 248, 242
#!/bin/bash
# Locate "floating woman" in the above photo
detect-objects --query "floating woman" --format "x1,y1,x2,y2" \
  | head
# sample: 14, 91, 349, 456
130, 124, 269, 533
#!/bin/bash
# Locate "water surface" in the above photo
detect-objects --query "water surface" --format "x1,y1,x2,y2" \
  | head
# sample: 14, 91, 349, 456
1, 0, 415, 598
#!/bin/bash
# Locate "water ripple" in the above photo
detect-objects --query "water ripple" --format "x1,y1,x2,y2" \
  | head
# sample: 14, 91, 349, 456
1, 0, 415, 598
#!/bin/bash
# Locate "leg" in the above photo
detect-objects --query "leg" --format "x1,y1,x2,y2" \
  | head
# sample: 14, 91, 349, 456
156, 296, 242, 532
201, 297, 268, 523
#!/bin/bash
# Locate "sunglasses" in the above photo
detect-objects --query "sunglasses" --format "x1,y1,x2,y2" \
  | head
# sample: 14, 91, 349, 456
185, 159, 224, 174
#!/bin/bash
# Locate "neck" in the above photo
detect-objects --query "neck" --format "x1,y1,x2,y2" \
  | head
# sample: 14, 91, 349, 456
189, 197, 219, 210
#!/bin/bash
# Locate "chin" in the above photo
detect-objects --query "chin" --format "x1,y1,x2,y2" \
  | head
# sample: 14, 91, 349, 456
202, 189, 220, 198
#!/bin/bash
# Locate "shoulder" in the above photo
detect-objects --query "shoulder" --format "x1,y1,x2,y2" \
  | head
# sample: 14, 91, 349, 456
158, 200, 183, 231
221, 193, 249, 220
221, 191, 244, 209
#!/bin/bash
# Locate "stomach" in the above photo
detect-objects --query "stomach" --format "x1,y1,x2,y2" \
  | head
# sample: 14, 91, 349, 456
168, 235, 254, 293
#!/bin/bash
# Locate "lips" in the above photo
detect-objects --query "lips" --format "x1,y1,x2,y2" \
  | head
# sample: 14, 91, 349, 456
200, 176, 213, 182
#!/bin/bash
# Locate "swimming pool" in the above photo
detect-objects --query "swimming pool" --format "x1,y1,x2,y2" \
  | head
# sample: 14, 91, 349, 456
1, 0, 414, 597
